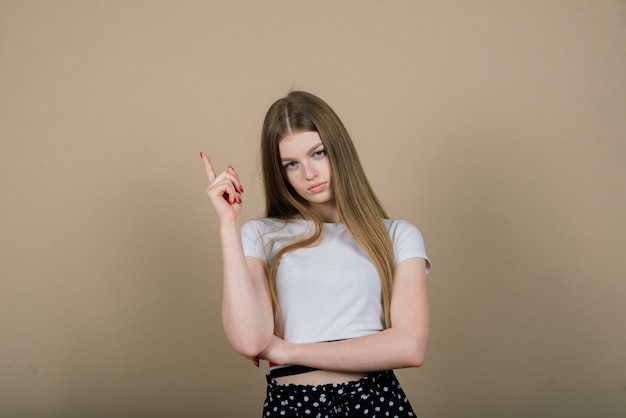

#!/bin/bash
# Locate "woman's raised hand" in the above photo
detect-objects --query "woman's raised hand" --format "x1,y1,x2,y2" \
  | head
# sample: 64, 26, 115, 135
201, 152, 244, 225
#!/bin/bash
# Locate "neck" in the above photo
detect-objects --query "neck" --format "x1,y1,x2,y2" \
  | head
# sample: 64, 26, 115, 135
310, 201, 340, 223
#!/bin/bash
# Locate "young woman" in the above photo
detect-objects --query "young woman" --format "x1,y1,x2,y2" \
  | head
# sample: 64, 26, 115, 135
201, 91, 431, 417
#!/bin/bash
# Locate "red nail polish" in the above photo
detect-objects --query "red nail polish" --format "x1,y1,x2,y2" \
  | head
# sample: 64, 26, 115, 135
199, 152, 204, 159
239, 185, 244, 193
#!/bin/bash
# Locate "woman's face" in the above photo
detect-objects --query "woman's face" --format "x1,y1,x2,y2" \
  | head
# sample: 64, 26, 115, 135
279, 131, 335, 211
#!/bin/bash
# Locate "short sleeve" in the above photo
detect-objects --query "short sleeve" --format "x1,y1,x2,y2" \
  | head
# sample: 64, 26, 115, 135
387, 220, 432, 274
240, 219, 269, 262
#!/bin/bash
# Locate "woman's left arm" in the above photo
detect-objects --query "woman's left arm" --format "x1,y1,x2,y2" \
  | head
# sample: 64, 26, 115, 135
260, 257, 429, 372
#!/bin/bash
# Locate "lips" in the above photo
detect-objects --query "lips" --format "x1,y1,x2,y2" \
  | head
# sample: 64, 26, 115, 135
307, 182, 327, 193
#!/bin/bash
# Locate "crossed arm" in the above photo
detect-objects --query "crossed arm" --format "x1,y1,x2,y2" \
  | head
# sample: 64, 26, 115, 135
256, 257, 430, 372
222, 248, 430, 372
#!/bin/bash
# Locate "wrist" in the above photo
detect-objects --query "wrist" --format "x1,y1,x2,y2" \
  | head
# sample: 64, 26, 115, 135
283, 340, 299, 366
219, 220, 241, 234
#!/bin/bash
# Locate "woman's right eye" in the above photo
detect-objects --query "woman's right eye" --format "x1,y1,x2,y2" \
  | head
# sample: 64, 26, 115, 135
284, 161, 298, 170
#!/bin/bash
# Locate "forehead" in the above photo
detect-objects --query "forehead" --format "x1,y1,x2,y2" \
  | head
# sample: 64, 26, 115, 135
278, 131, 323, 158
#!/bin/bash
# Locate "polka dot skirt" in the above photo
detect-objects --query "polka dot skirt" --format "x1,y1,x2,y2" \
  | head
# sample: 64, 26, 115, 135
262, 370, 417, 417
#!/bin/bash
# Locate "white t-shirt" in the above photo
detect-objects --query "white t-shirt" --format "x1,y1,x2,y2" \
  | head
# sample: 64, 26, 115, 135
241, 218, 430, 344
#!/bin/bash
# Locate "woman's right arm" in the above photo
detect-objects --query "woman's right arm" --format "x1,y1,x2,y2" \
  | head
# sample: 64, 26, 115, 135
201, 152, 274, 358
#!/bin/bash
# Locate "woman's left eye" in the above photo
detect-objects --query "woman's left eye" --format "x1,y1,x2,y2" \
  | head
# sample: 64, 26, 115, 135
313, 149, 326, 157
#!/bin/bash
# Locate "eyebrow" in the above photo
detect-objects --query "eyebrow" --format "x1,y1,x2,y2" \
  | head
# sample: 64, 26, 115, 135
280, 142, 324, 162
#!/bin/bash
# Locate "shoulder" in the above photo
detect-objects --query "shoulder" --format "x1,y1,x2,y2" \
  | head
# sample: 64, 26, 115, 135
242, 217, 282, 232
241, 217, 309, 236
241, 217, 284, 238
383, 219, 424, 240
240, 217, 312, 260
383, 219, 431, 271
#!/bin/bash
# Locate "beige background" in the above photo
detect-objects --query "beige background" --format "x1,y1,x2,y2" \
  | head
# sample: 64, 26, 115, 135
1, 1, 625, 417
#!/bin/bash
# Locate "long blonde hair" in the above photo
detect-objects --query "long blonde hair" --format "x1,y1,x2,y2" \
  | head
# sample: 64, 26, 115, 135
260, 91, 395, 332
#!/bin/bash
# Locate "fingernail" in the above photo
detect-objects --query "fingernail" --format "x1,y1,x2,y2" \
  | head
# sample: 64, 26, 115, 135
199, 152, 204, 159
239, 185, 244, 193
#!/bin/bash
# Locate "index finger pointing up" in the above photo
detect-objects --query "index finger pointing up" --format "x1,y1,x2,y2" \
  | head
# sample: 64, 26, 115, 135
200, 152, 217, 182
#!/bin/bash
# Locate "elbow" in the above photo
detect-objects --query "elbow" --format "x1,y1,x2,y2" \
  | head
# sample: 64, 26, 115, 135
228, 336, 270, 359
233, 344, 264, 359
402, 335, 428, 368
222, 316, 273, 358
407, 349, 426, 368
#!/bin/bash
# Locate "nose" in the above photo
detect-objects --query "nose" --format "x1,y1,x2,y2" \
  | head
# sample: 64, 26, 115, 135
303, 162, 318, 180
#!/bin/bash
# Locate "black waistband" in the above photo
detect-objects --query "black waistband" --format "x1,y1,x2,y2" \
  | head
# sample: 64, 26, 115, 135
268, 365, 320, 379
